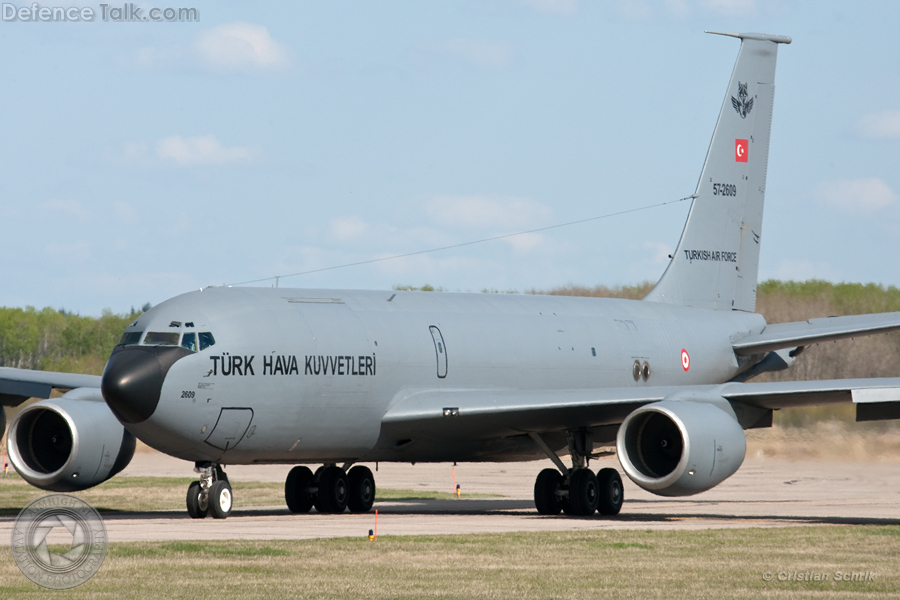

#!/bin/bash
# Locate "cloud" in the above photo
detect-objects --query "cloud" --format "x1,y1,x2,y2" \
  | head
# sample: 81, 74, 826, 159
856, 110, 900, 140
428, 39, 514, 71
329, 216, 369, 242
617, 0, 654, 20
700, 0, 756, 17
664, 0, 689, 17
644, 241, 673, 265
425, 195, 551, 230
504, 232, 547, 252
50, 270, 197, 303
114, 201, 138, 224
816, 177, 896, 213
519, 0, 579, 15
45, 240, 91, 262
155, 135, 260, 166
770, 259, 841, 283
41, 199, 89, 221
195, 22, 289, 73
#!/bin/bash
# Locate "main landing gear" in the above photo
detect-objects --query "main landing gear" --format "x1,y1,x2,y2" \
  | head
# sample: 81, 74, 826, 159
529, 432, 624, 517
285, 464, 376, 514
187, 463, 233, 519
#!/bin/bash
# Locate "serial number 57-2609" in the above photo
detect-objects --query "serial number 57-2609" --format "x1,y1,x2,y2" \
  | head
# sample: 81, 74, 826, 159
713, 183, 737, 196
181, 390, 195, 399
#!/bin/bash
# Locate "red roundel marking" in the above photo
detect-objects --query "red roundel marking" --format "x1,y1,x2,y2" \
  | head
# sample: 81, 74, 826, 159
681, 349, 690, 371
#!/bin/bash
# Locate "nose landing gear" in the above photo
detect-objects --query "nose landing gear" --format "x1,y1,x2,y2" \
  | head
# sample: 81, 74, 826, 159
186, 463, 232, 519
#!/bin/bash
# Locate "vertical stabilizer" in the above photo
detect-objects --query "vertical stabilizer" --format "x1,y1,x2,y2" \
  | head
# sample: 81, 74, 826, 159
646, 32, 790, 312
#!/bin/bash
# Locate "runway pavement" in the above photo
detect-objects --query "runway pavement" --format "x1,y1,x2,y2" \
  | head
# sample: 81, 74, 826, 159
1, 452, 898, 544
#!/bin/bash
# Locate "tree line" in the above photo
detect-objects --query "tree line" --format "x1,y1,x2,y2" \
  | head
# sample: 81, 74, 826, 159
2, 280, 899, 381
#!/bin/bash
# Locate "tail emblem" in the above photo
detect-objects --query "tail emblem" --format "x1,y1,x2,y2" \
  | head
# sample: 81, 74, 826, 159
731, 81, 754, 118
735, 139, 749, 163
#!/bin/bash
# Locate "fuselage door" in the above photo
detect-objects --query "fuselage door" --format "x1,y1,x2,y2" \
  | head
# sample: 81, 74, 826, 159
429, 326, 448, 378
205, 407, 254, 451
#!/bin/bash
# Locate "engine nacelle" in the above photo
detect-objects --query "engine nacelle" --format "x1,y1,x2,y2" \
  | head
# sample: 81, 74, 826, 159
7, 388, 136, 492
616, 393, 746, 497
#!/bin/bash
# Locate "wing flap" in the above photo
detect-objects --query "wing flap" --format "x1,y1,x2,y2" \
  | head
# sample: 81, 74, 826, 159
732, 312, 900, 356
381, 378, 900, 443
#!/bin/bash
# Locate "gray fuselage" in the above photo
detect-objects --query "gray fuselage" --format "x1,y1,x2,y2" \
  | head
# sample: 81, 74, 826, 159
118, 287, 766, 465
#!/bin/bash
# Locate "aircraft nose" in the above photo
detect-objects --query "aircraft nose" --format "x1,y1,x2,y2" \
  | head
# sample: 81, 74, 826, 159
101, 345, 192, 424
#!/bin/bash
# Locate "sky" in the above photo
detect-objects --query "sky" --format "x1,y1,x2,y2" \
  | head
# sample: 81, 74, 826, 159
1, 0, 898, 315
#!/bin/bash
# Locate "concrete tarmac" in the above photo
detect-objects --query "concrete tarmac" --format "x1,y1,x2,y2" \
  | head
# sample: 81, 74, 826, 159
1, 451, 898, 544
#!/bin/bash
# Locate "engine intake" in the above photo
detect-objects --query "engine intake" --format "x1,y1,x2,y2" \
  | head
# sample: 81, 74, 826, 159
616, 395, 746, 496
7, 388, 135, 492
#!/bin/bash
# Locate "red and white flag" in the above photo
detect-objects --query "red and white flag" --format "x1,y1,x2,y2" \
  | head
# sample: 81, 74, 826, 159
735, 139, 749, 162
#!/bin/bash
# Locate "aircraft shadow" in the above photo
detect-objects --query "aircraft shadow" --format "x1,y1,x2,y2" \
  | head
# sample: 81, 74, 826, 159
82, 497, 900, 527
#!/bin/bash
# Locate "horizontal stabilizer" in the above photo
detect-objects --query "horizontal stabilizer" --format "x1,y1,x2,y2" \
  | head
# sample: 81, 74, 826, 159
732, 312, 900, 356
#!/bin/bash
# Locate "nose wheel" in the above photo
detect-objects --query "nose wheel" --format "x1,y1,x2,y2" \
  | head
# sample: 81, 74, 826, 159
186, 463, 232, 519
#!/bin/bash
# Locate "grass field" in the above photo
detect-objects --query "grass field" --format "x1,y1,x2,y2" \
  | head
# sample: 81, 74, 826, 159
1, 527, 898, 599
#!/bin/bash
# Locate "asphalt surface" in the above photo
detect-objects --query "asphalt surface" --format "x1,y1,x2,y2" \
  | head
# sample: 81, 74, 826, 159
2, 452, 898, 544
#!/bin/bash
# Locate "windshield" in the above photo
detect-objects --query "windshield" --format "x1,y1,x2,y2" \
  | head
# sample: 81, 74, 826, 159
118, 331, 143, 346
142, 332, 180, 346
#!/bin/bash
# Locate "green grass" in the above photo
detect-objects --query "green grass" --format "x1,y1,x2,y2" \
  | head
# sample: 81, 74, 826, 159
0, 473, 498, 515
1, 527, 897, 599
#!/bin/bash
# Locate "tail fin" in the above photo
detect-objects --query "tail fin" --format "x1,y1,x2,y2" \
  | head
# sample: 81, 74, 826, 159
646, 32, 790, 312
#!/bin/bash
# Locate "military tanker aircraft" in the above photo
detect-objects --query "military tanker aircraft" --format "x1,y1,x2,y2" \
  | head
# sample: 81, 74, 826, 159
4, 31, 900, 520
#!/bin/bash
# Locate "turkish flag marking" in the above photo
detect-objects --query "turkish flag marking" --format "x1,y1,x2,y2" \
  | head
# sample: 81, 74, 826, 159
735, 139, 749, 162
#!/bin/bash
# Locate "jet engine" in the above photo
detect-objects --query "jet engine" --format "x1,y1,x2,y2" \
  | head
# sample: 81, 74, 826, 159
616, 394, 746, 496
7, 388, 135, 492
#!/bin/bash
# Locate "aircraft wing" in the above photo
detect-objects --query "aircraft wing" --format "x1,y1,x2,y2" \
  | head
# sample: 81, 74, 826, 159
732, 312, 900, 356
381, 378, 900, 441
0, 367, 101, 406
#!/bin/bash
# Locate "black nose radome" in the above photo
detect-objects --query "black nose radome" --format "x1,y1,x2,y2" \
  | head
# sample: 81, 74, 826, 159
101, 345, 192, 424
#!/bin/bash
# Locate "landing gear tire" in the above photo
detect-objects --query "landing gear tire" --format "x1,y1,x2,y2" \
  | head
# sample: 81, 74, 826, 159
285, 466, 315, 513
347, 466, 376, 513
534, 468, 564, 515
314, 466, 348, 514
208, 480, 233, 519
568, 469, 599, 516
596, 468, 624, 515
186, 480, 208, 519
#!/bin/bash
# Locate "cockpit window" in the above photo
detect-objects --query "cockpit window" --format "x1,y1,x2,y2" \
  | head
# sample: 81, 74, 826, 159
181, 332, 197, 352
198, 332, 216, 351
143, 332, 180, 346
118, 331, 143, 346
